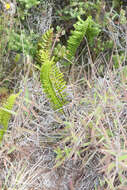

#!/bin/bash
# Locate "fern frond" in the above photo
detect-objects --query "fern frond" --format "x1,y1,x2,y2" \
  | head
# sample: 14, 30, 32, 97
37, 28, 53, 63
37, 28, 68, 112
0, 93, 19, 142
40, 50, 67, 112
67, 16, 89, 62
66, 16, 100, 63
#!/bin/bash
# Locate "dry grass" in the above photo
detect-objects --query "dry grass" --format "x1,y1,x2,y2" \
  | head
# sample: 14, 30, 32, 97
0, 59, 127, 189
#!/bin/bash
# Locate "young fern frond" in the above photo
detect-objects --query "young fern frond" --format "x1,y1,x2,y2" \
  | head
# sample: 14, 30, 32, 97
40, 50, 67, 112
37, 28, 53, 63
37, 29, 68, 112
67, 16, 100, 63
0, 93, 19, 142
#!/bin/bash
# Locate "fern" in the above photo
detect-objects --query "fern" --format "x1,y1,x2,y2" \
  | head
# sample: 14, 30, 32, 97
0, 93, 19, 142
37, 28, 53, 63
37, 29, 68, 112
66, 16, 100, 63
36, 20, 100, 111
40, 51, 67, 112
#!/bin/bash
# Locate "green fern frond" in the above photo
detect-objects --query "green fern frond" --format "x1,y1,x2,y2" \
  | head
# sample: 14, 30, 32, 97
0, 93, 19, 142
37, 28, 53, 63
40, 50, 67, 112
67, 16, 89, 62
37, 29, 68, 112
66, 16, 100, 63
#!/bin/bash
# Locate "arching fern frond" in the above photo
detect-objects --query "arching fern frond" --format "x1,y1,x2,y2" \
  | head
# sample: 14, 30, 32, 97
67, 16, 89, 62
66, 16, 100, 63
0, 93, 19, 142
40, 50, 67, 112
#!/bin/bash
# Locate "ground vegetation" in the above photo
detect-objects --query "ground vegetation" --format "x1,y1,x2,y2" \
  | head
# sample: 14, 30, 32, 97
0, 0, 127, 189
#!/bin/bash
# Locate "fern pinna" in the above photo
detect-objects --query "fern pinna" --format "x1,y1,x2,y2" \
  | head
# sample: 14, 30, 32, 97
0, 93, 19, 142
67, 16, 100, 63
37, 29, 68, 112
